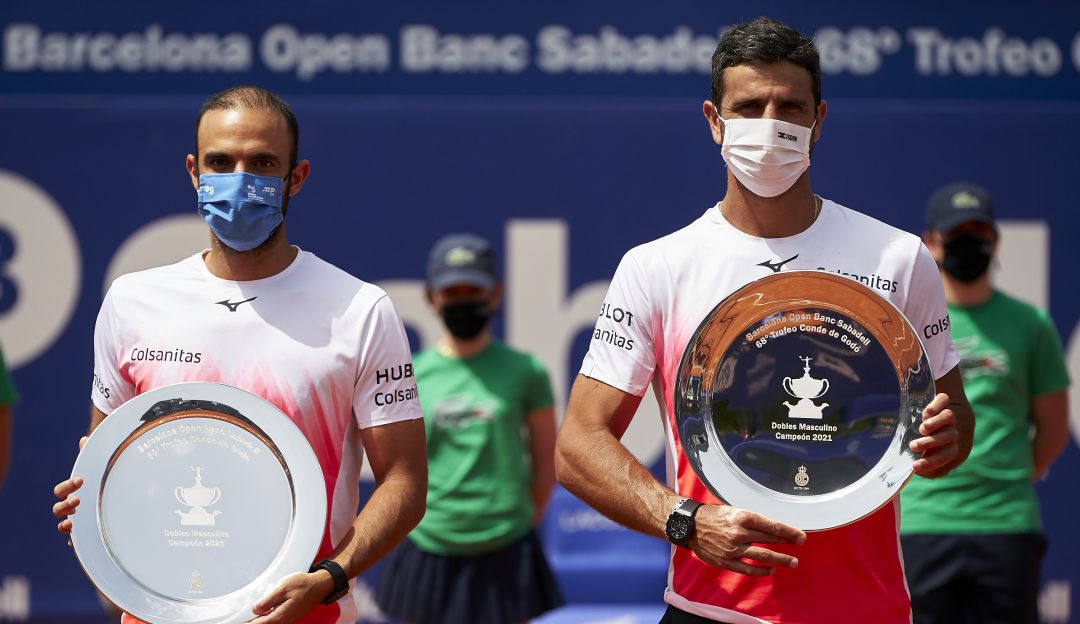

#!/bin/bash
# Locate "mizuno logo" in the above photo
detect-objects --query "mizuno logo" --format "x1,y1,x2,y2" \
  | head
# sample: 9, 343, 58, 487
757, 254, 800, 273
216, 297, 257, 312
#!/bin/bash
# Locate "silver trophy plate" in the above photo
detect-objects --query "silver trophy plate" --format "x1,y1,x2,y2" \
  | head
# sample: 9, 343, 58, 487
674, 271, 935, 531
70, 382, 327, 623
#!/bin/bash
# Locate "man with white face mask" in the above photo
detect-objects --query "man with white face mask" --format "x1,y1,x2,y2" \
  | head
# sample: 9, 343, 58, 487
556, 17, 975, 624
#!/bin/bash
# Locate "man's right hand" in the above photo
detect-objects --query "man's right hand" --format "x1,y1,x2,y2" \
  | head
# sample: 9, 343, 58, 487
687, 504, 806, 576
53, 436, 88, 538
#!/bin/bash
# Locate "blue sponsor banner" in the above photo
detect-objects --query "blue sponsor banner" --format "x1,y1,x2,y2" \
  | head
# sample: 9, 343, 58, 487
2, 0, 1080, 99
0, 2, 1079, 623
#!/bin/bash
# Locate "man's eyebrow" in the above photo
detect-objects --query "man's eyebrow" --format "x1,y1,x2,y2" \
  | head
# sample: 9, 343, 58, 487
727, 97, 765, 110
249, 152, 281, 162
201, 151, 231, 162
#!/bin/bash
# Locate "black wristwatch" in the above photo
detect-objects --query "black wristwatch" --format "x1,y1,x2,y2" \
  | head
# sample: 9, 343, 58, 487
665, 498, 703, 547
309, 559, 349, 605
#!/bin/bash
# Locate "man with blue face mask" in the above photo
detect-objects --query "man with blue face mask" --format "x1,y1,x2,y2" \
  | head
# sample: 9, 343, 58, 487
52, 86, 428, 624
556, 17, 975, 624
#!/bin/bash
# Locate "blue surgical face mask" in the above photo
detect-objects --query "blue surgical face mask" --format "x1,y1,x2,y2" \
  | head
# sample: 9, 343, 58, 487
197, 172, 287, 252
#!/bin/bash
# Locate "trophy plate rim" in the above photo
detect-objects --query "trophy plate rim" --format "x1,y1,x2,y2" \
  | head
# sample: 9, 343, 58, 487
70, 381, 328, 624
674, 270, 935, 531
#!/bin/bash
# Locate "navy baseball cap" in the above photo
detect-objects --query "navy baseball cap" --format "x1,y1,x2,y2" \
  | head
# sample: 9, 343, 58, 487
925, 182, 996, 232
426, 233, 497, 292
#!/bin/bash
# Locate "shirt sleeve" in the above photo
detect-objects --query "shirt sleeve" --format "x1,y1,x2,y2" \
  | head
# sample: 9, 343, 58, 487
524, 356, 556, 413
91, 286, 134, 414
353, 294, 423, 429
1029, 310, 1070, 396
903, 243, 960, 380
0, 345, 18, 405
579, 251, 657, 396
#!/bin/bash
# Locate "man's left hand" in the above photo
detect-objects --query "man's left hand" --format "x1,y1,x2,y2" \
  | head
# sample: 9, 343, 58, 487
246, 571, 334, 623
910, 392, 962, 478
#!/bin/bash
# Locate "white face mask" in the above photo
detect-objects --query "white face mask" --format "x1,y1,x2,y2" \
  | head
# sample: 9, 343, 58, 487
719, 117, 815, 198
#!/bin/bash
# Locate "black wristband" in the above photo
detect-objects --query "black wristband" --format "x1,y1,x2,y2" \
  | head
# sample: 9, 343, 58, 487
309, 559, 349, 605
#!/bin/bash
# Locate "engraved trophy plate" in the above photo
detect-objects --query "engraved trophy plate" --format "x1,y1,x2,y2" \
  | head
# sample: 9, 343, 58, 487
70, 382, 327, 623
674, 271, 935, 531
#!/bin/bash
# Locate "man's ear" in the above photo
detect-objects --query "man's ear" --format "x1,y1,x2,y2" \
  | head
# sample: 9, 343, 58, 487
703, 100, 724, 145
287, 159, 311, 196
186, 154, 199, 191
812, 100, 827, 143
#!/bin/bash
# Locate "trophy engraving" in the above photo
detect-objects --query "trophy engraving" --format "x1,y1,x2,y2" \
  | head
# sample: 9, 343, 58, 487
782, 356, 830, 419
175, 467, 222, 526
674, 271, 935, 530
187, 570, 203, 594
794, 465, 810, 488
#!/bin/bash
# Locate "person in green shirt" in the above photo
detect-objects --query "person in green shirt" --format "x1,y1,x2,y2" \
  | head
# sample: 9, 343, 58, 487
0, 343, 19, 490
377, 233, 564, 624
901, 182, 1071, 624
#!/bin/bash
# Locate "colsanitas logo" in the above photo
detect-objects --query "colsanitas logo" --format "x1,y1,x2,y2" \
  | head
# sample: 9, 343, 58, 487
92, 373, 111, 399
593, 327, 634, 351
130, 346, 203, 364
817, 266, 898, 293
923, 316, 950, 340
374, 386, 418, 406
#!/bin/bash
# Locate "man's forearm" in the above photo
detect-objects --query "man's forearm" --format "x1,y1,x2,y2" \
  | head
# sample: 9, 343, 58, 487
330, 472, 425, 579
555, 422, 678, 540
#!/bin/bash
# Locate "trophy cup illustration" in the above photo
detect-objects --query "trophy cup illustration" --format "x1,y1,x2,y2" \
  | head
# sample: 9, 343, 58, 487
783, 356, 830, 419
175, 466, 222, 526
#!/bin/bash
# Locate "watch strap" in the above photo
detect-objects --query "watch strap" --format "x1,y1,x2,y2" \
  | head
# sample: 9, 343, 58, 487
309, 559, 349, 604
675, 498, 703, 518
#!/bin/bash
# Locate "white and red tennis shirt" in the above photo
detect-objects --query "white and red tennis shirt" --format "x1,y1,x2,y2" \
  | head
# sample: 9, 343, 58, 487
581, 200, 959, 624
91, 248, 421, 624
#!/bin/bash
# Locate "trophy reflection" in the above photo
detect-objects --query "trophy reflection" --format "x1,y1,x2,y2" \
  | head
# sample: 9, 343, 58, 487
783, 356, 830, 419
175, 466, 222, 526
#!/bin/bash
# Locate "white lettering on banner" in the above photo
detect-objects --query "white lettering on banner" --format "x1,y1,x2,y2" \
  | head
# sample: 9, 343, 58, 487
1074, 32, 1080, 72
0, 575, 30, 622
536, 25, 715, 73
3, 23, 250, 73
558, 507, 621, 532
0, 170, 80, 369
816, 27, 901, 75
79, 217, 1078, 478
260, 24, 390, 81
1039, 580, 1071, 624
400, 25, 529, 73
908, 27, 1061, 77
4, 22, 1080, 80
103, 214, 208, 296
505, 220, 667, 468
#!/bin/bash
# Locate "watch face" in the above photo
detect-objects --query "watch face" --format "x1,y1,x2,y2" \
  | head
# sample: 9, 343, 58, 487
668, 515, 691, 542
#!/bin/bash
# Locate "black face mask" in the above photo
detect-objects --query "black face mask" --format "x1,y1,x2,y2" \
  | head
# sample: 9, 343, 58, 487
942, 234, 993, 282
440, 301, 492, 339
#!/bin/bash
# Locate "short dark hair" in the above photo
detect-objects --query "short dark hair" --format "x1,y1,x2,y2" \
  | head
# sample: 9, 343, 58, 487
710, 17, 821, 108
195, 86, 299, 168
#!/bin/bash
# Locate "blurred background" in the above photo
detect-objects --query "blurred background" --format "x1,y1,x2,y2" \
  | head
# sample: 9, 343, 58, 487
1, 1, 1078, 622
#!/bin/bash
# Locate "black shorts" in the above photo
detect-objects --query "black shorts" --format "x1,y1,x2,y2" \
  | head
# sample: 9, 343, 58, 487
901, 533, 1047, 624
659, 605, 733, 623
375, 530, 564, 624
